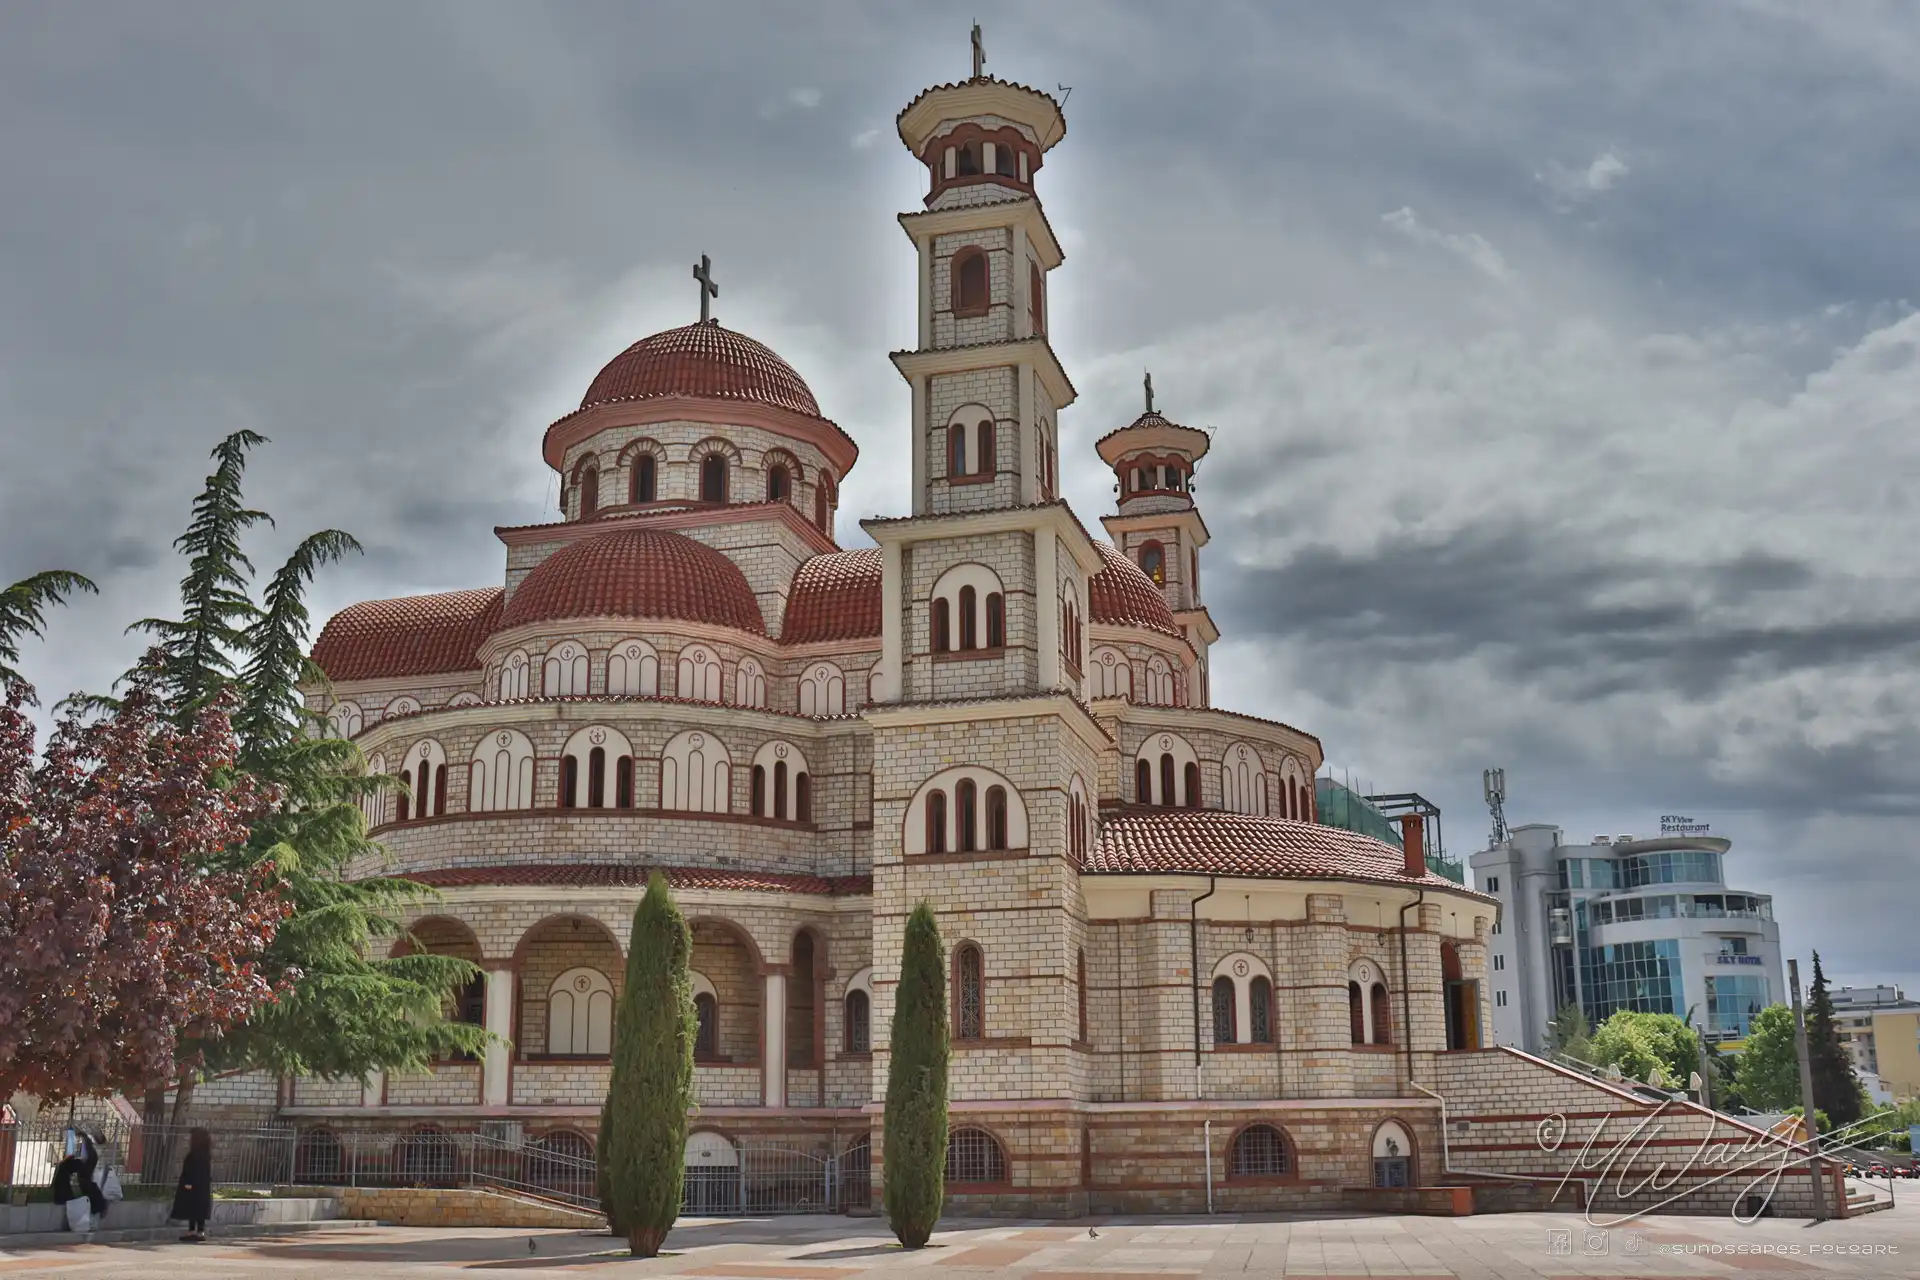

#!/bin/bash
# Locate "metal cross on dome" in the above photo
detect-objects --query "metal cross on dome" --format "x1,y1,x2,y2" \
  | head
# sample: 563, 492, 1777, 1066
1143, 370, 1154, 414
971, 23, 985, 79
693, 254, 718, 324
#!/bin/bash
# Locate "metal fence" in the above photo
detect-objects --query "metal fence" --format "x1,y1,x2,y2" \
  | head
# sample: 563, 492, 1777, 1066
683, 1141, 869, 1216
287, 1127, 601, 1209
2, 1120, 298, 1197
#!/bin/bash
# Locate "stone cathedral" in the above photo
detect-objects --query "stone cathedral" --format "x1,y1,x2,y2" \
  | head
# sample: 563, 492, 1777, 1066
273, 58, 1516, 1216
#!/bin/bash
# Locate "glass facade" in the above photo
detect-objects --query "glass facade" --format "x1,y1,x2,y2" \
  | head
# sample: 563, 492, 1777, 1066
1587, 893, 1773, 925
1706, 974, 1770, 1038
1580, 939, 1685, 1021
1560, 850, 1722, 891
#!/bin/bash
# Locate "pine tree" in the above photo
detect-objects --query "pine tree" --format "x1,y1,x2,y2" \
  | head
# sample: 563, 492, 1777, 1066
599, 872, 696, 1257
1805, 952, 1863, 1128
884, 902, 950, 1250
0, 571, 96, 690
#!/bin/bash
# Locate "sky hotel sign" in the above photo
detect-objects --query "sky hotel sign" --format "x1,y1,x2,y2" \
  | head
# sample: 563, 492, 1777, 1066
1660, 815, 1712, 836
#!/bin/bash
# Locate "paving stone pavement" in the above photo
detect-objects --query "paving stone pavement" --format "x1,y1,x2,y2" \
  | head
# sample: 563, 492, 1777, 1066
0, 1200, 1913, 1279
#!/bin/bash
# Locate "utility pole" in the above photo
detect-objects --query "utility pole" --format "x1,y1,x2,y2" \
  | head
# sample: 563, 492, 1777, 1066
1790, 959, 1828, 1221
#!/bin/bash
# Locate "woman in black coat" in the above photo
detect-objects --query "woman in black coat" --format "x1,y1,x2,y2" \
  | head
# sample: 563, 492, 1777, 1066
170, 1129, 213, 1242
50, 1131, 107, 1228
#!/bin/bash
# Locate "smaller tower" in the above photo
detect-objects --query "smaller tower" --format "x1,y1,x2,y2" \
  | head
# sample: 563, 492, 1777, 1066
1096, 378, 1220, 703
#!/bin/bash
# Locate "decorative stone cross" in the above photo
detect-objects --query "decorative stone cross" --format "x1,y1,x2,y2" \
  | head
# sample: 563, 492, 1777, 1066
1143, 370, 1155, 414
693, 254, 718, 324
971, 23, 985, 79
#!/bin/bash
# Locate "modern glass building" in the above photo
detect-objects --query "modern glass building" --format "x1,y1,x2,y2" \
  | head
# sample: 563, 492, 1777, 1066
1471, 825, 1783, 1053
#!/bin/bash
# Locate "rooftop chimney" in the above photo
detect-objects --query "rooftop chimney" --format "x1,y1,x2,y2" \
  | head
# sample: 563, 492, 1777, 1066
1399, 813, 1426, 878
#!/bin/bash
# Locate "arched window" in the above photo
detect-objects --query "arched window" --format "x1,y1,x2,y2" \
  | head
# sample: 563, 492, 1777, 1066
1373, 1121, 1414, 1189
976, 420, 995, 475
1221, 743, 1270, 816
954, 944, 984, 1040
675, 645, 722, 703
327, 700, 363, 738
542, 640, 588, 697
1077, 948, 1089, 1044
795, 772, 812, 822
1144, 655, 1176, 706
1250, 976, 1274, 1044
361, 753, 387, 828
1091, 648, 1133, 699
1135, 758, 1152, 803
734, 657, 766, 708
496, 649, 531, 701
576, 463, 599, 519
751, 742, 811, 823
767, 463, 790, 503
1350, 960, 1390, 1045
616, 755, 634, 808
1183, 761, 1202, 808
694, 992, 719, 1060
469, 729, 535, 811
958, 586, 977, 649
813, 481, 828, 530
403, 740, 448, 820
384, 694, 421, 719
660, 729, 731, 814
956, 141, 982, 176
800, 663, 845, 716
1229, 1125, 1291, 1179
947, 424, 967, 478
1371, 981, 1392, 1045
955, 778, 978, 852
926, 789, 948, 854
1212, 976, 1236, 1045
563, 726, 634, 810
751, 765, 766, 816
945, 1127, 1006, 1186
1029, 261, 1045, 335
560, 756, 578, 809
931, 564, 1003, 657
606, 639, 660, 696
995, 143, 1018, 177
985, 592, 1004, 648
547, 968, 614, 1056
700, 453, 727, 503
931, 597, 952, 652
952, 248, 989, 316
985, 786, 1008, 850
1139, 540, 1166, 585
1349, 982, 1366, 1044
1159, 754, 1176, 808
844, 990, 870, 1054
631, 453, 657, 504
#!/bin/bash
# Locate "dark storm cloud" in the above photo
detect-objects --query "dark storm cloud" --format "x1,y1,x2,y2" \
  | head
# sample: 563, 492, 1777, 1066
4, 1, 1919, 988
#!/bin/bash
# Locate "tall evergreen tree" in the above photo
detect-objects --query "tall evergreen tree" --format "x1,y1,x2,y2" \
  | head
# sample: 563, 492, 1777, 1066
598, 872, 696, 1257
884, 902, 950, 1250
0, 571, 96, 690
1805, 952, 1863, 1127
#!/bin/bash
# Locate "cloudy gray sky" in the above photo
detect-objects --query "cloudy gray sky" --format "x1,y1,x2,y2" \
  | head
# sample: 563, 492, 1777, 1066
3, 3, 1916, 991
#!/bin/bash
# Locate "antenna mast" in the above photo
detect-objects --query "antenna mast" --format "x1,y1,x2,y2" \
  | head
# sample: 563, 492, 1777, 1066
1483, 767, 1509, 847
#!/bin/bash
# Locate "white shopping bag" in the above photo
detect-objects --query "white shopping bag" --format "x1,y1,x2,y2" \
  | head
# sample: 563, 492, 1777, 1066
102, 1167, 124, 1202
65, 1197, 92, 1233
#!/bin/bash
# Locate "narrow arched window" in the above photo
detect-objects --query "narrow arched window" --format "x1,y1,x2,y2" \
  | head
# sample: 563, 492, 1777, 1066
395, 780, 411, 824
767, 464, 790, 503
1140, 541, 1165, 585
588, 747, 606, 808
1212, 976, 1236, 1045
1030, 262, 1045, 334
416, 759, 432, 818
433, 764, 447, 816
700, 454, 727, 503
948, 425, 967, 478
631, 455, 656, 504
1349, 982, 1366, 1044
773, 761, 788, 820
1159, 754, 1176, 808
932, 597, 951, 653
1370, 982, 1391, 1045
1135, 758, 1153, 804
560, 755, 579, 809
795, 772, 812, 823
844, 990, 870, 1053
959, 586, 978, 649
694, 993, 718, 1060
814, 483, 827, 530
985, 592, 1004, 648
985, 786, 1008, 850
996, 143, 1018, 177
927, 789, 948, 854
977, 421, 995, 475
953, 248, 988, 315
957, 143, 981, 176
1229, 1125, 1290, 1179
1077, 948, 1089, 1044
1251, 977, 1274, 1044
751, 765, 766, 817
956, 778, 978, 852
1184, 761, 1202, 809
577, 465, 598, 519
955, 945, 984, 1040
615, 756, 634, 808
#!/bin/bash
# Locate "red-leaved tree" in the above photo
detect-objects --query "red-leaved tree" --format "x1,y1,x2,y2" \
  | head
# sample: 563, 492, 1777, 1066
0, 653, 290, 1104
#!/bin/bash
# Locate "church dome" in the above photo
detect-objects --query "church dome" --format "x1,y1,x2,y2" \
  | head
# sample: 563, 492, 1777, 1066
1089, 542, 1183, 637
579, 321, 822, 419
782, 548, 882, 644
501, 529, 766, 634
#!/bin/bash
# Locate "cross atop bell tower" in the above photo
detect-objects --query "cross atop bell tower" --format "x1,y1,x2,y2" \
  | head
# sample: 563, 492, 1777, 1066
971, 23, 985, 79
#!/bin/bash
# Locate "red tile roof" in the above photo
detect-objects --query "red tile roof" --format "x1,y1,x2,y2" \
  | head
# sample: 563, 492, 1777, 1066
782, 548, 882, 644
311, 587, 503, 682
401, 864, 871, 896
579, 321, 822, 418
1094, 409, 1211, 451
500, 528, 765, 635
1089, 542, 1183, 637
1085, 808, 1480, 894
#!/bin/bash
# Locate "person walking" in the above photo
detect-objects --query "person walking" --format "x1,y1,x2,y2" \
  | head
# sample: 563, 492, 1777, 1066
170, 1129, 214, 1242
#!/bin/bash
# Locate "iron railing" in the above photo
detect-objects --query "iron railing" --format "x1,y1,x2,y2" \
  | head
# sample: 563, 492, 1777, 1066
2, 1120, 298, 1197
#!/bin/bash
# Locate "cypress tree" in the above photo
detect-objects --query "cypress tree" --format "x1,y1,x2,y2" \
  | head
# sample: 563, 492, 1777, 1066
884, 901, 950, 1249
1806, 952, 1863, 1127
599, 871, 696, 1257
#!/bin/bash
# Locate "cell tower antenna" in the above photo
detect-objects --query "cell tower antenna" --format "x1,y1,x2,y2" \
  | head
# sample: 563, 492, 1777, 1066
1483, 767, 1509, 847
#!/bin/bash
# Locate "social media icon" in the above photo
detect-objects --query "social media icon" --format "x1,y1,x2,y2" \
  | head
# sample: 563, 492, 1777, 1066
1622, 1231, 1646, 1256
1545, 1229, 1573, 1256
1583, 1229, 1609, 1256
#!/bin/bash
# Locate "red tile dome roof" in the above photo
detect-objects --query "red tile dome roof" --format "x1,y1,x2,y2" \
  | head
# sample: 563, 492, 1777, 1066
781, 549, 882, 644
501, 529, 765, 634
312, 587, 503, 682
580, 321, 822, 418
1085, 809, 1480, 894
1089, 542, 1183, 637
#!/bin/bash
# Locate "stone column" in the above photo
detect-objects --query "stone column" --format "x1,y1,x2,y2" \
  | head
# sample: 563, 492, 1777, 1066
483, 967, 515, 1106
763, 972, 788, 1108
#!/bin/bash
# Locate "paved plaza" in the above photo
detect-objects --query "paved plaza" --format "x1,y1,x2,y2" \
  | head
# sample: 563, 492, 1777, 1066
1, 1201, 1915, 1279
